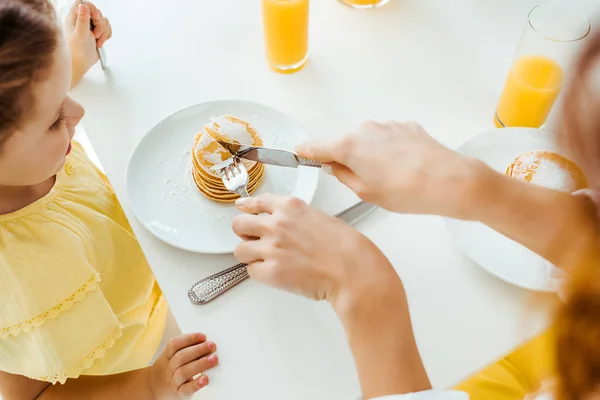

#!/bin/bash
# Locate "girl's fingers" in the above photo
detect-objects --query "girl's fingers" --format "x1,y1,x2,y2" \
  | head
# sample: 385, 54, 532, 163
174, 355, 218, 388
95, 20, 112, 47
165, 333, 206, 359
178, 375, 209, 397
171, 341, 216, 367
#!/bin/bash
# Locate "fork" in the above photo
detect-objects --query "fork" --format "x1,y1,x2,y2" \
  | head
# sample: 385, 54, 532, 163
219, 159, 250, 197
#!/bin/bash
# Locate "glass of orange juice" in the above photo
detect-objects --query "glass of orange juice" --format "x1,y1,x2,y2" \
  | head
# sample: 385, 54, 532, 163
262, 0, 309, 73
338, 0, 390, 9
494, 2, 590, 128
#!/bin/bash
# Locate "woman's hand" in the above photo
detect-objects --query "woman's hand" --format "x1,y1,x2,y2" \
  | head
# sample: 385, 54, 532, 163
232, 193, 398, 307
298, 121, 486, 219
149, 333, 218, 399
232, 194, 431, 397
65, 1, 113, 87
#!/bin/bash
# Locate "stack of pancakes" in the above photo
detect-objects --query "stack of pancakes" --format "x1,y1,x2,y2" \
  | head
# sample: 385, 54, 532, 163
506, 150, 587, 193
191, 115, 265, 202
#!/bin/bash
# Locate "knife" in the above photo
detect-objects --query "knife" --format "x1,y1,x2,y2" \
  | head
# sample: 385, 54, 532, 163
82, 0, 107, 70
188, 201, 378, 304
218, 139, 322, 168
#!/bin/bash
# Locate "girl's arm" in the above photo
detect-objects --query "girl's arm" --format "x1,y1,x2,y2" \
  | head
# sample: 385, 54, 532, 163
0, 332, 218, 400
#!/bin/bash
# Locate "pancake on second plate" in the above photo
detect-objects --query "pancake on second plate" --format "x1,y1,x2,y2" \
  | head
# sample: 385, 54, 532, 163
506, 150, 587, 193
191, 115, 265, 202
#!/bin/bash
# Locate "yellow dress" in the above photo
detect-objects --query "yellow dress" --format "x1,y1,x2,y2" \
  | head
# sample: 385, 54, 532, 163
0, 142, 167, 384
456, 328, 555, 399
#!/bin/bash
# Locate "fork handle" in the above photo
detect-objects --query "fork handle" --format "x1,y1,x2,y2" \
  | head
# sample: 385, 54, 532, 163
296, 156, 322, 168
188, 263, 249, 304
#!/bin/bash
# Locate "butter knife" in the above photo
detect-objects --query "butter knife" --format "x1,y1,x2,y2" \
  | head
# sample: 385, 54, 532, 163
217, 140, 321, 168
188, 201, 378, 304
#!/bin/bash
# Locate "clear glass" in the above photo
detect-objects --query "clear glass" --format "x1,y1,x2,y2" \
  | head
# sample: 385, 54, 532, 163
494, 2, 590, 128
338, 0, 391, 9
262, 0, 309, 73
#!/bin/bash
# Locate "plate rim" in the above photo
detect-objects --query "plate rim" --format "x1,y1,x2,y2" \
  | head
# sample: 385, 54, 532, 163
444, 127, 556, 293
125, 99, 320, 254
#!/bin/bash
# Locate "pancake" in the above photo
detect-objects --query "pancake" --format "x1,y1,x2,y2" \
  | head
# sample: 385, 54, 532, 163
191, 115, 265, 202
506, 150, 587, 193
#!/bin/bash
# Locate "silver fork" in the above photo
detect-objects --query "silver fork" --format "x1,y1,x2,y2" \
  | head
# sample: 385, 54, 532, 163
219, 159, 249, 197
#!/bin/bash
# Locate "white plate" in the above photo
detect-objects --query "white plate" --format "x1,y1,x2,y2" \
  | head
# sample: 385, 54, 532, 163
445, 127, 561, 292
126, 100, 319, 254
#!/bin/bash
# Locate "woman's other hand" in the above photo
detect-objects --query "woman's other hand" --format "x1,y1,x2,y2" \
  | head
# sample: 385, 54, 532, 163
232, 193, 397, 308
298, 121, 486, 219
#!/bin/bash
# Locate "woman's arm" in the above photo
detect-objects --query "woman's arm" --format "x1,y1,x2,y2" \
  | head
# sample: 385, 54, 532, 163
335, 274, 432, 399
232, 195, 432, 399
469, 162, 600, 271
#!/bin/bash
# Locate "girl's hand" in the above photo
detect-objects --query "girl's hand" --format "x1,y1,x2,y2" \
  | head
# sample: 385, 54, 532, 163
65, 1, 113, 87
232, 194, 399, 308
298, 121, 484, 219
149, 333, 218, 399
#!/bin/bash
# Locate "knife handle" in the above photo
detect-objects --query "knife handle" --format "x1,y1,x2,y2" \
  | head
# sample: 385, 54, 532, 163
188, 263, 249, 304
296, 156, 322, 168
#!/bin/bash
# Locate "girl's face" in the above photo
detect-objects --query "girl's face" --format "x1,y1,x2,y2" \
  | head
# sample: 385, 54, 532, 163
0, 34, 84, 187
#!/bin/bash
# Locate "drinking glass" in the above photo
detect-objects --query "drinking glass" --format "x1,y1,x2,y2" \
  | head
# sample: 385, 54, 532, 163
495, 2, 590, 128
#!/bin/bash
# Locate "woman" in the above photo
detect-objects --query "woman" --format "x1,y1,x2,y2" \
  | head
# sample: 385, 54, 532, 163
231, 29, 600, 400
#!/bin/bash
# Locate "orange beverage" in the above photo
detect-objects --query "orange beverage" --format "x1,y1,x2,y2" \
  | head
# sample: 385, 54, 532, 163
339, 0, 390, 8
493, 3, 590, 128
494, 55, 564, 128
262, 0, 309, 73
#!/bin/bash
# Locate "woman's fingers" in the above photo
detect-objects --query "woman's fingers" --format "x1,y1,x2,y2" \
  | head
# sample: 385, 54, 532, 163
297, 140, 341, 163
231, 214, 271, 239
245, 261, 273, 283
178, 375, 209, 397
164, 333, 207, 359
173, 354, 218, 388
171, 341, 216, 367
235, 193, 288, 215
234, 240, 269, 264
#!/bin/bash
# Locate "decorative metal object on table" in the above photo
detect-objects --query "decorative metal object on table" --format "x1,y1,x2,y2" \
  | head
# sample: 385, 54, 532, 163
217, 140, 322, 169
188, 200, 378, 304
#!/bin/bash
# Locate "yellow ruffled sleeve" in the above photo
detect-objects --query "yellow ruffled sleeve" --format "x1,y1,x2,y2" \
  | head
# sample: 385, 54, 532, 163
0, 214, 123, 384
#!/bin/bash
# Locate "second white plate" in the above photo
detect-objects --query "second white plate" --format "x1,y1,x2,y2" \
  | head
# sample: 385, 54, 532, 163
126, 100, 319, 254
445, 127, 560, 292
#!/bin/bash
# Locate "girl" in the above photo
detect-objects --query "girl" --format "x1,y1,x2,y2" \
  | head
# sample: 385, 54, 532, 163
229, 23, 600, 400
0, 1, 217, 399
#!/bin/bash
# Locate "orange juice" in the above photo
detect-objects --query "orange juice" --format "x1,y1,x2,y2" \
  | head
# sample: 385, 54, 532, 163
262, 0, 309, 72
495, 55, 564, 128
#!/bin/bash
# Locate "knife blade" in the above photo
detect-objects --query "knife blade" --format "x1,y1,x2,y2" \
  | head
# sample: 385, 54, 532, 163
217, 139, 321, 168
188, 201, 378, 304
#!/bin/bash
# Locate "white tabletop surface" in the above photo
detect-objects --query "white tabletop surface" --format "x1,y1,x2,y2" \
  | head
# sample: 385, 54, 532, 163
70, 0, 599, 399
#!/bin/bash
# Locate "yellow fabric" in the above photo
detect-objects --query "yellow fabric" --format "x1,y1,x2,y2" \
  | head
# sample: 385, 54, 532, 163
0, 142, 167, 384
456, 328, 556, 399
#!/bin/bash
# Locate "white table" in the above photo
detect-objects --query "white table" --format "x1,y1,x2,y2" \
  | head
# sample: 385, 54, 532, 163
70, 0, 593, 398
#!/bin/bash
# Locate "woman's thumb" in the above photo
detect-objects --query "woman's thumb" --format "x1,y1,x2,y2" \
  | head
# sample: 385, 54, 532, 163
74, 4, 91, 36
296, 140, 339, 163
